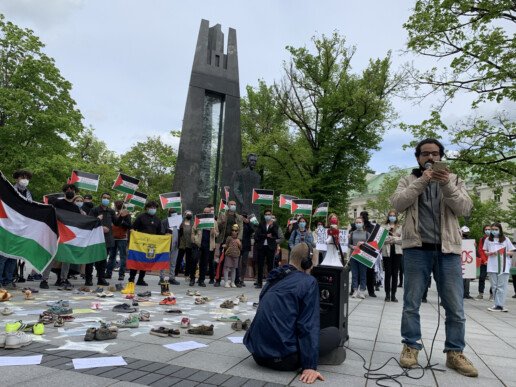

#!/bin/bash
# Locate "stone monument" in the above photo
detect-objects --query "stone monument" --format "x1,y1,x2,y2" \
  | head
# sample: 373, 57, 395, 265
172, 19, 241, 214
232, 153, 261, 215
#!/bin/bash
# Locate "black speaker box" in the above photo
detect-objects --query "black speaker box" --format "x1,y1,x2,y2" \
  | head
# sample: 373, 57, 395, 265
312, 265, 349, 342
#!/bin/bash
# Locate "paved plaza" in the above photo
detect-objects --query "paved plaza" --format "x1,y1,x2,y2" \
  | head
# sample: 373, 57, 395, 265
1, 274, 515, 387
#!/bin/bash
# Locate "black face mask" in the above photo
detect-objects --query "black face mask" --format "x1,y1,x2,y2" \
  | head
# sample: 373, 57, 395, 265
185, 215, 192, 220
65, 191, 75, 200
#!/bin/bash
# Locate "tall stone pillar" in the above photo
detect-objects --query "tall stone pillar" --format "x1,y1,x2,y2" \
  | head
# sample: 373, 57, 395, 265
172, 19, 241, 214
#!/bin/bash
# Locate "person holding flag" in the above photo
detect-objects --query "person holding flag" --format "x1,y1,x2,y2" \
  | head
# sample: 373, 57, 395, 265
254, 209, 280, 288
483, 222, 515, 312
191, 207, 219, 287
160, 208, 181, 286
106, 200, 132, 281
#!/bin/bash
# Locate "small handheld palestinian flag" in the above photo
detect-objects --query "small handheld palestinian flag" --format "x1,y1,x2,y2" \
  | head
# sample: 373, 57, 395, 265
43, 193, 65, 204
126, 191, 147, 208
124, 203, 135, 213
159, 192, 181, 210
194, 213, 215, 230
112, 173, 139, 195
70, 170, 100, 192
224, 186, 230, 201
291, 199, 313, 215
279, 194, 297, 211
367, 224, 389, 250
313, 202, 329, 217
252, 189, 274, 206
496, 248, 507, 274
218, 199, 228, 214
351, 243, 380, 269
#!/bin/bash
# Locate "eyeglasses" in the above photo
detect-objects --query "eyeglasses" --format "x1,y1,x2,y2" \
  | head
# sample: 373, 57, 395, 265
420, 151, 440, 157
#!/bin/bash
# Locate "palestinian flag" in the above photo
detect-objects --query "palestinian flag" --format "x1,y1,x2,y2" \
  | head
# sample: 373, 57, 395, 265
291, 199, 313, 215
126, 191, 147, 208
194, 213, 215, 230
224, 186, 230, 201
219, 199, 228, 214
496, 248, 507, 274
125, 203, 135, 213
112, 173, 139, 194
313, 202, 329, 217
279, 194, 297, 211
252, 189, 274, 205
54, 209, 106, 264
350, 243, 380, 269
367, 224, 389, 250
43, 193, 65, 204
70, 170, 99, 192
159, 192, 181, 210
0, 172, 59, 272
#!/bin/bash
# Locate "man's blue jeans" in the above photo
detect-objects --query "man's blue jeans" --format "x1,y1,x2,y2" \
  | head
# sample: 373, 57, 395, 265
351, 258, 367, 291
0, 255, 17, 285
401, 248, 465, 352
106, 240, 128, 278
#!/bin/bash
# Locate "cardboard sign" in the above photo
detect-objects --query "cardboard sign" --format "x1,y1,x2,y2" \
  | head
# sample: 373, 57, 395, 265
315, 228, 348, 252
461, 239, 476, 279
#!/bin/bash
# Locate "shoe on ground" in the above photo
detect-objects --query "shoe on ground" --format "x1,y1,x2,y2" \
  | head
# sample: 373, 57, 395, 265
512, 294, 516, 299
213, 282, 220, 287
112, 303, 138, 313
216, 315, 241, 322
180, 317, 191, 328
464, 295, 474, 300
40, 281, 49, 289
254, 284, 262, 289
4, 331, 32, 349
138, 310, 150, 321
187, 324, 213, 336
358, 291, 366, 299
95, 326, 118, 340
237, 294, 248, 303
113, 314, 140, 328
136, 280, 148, 286
225, 282, 231, 288
32, 322, 45, 335
230, 282, 237, 288
5, 321, 23, 333
220, 300, 234, 309
189, 280, 195, 287
118, 276, 124, 282
475, 294, 484, 300
208, 279, 214, 284
27, 275, 34, 282
164, 309, 182, 314
97, 279, 110, 286
47, 305, 73, 315
1, 307, 13, 316
150, 327, 180, 337
137, 291, 152, 298
54, 279, 63, 287
84, 280, 94, 286
198, 282, 206, 287
385, 297, 391, 302
0, 332, 6, 348
170, 279, 180, 285
159, 297, 177, 305
368, 292, 377, 298
391, 296, 399, 303
231, 320, 243, 331
446, 351, 478, 377
400, 344, 419, 368
488, 305, 503, 312
351, 290, 358, 298
421, 298, 428, 303
84, 328, 96, 341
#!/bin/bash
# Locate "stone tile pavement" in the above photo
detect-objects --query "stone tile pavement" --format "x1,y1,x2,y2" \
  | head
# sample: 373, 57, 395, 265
1, 274, 516, 386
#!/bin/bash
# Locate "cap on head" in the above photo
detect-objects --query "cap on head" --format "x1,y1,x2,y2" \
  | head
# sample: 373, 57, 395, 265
460, 226, 470, 234
231, 224, 239, 231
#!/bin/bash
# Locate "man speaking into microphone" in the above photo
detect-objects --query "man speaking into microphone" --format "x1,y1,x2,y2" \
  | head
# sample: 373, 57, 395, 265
390, 138, 478, 377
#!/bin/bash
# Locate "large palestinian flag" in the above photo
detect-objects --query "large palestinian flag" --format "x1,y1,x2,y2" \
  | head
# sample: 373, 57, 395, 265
126, 191, 147, 208
159, 192, 181, 210
54, 209, 106, 264
279, 194, 297, 211
70, 170, 99, 192
0, 173, 59, 272
252, 189, 274, 206
367, 224, 389, 250
43, 193, 64, 204
313, 202, 329, 217
112, 173, 139, 194
194, 214, 215, 230
291, 199, 313, 215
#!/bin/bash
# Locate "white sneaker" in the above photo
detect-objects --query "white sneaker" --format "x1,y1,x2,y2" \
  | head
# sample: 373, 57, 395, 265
358, 291, 366, 299
0, 332, 6, 348
230, 282, 237, 288
225, 282, 231, 288
5, 331, 32, 349
351, 290, 359, 298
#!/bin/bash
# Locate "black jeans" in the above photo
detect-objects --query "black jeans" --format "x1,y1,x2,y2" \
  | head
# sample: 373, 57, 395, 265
208, 250, 215, 281
129, 269, 145, 283
252, 326, 342, 371
193, 245, 209, 283
513, 274, 516, 295
399, 257, 404, 286
85, 247, 108, 283
366, 267, 376, 295
235, 248, 250, 283
176, 248, 185, 276
383, 254, 401, 297
257, 247, 274, 285
478, 264, 492, 294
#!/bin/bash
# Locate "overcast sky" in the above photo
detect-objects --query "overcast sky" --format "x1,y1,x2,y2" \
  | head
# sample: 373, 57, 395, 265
0, 0, 485, 173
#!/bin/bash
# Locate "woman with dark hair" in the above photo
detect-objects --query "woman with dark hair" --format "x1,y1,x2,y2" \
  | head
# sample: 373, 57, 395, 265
483, 222, 515, 312
381, 210, 402, 302
288, 216, 315, 249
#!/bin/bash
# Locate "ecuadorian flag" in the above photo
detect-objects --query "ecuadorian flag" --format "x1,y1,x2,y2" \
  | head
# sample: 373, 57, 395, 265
127, 230, 171, 271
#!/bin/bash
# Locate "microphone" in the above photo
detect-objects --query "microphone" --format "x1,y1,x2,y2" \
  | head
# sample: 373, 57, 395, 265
424, 162, 433, 170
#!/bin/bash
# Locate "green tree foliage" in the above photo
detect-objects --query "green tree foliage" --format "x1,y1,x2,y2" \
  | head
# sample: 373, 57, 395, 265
366, 168, 407, 221
273, 33, 403, 214
0, 14, 84, 198
402, 1, 516, 185
505, 190, 516, 230
460, 194, 508, 241
119, 135, 177, 205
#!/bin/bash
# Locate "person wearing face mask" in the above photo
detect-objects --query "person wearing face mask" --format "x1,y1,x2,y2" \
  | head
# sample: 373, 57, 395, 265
129, 201, 164, 286
254, 209, 280, 288
391, 138, 477, 377
476, 225, 492, 300
349, 217, 370, 299
382, 210, 403, 302
288, 216, 315, 250
483, 222, 515, 313
314, 222, 327, 264
82, 194, 94, 214
12, 169, 33, 202
460, 226, 474, 300
192, 207, 219, 287
159, 208, 181, 286
106, 200, 132, 281
215, 200, 243, 287
357, 211, 378, 298
234, 212, 256, 287
178, 210, 194, 279
73, 195, 87, 215
85, 192, 123, 286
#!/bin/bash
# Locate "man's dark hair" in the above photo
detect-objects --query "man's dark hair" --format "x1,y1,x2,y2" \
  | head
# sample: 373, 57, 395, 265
206, 203, 214, 208
264, 208, 272, 214
114, 200, 124, 209
145, 200, 158, 209
414, 138, 445, 158
13, 169, 33, 180
83, 194, 93, 200
101, 192, 111, 198
247, 153, 257, 161
62, 183, 78, 193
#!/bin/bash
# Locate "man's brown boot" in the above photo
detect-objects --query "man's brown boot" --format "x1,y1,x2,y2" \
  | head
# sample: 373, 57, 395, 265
446, 351, 478, 377
400, 344, 419, 368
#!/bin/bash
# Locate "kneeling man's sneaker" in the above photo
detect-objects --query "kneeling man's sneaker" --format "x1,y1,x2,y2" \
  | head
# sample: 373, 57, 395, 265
5, 331, 32, 349
446, 351, 478, 377
400, 344, 419, 368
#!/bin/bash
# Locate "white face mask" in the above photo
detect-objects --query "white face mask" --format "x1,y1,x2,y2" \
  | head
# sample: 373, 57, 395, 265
18, 179, 29, 187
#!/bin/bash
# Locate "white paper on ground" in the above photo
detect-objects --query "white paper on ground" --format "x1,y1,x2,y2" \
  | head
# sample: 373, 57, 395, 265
0, 355, 42, 366
227, 336, 244, 344
46, 340, 114, 353
73, 356, 127, 369
14, 309, 46, 316
163, 341, 208, 351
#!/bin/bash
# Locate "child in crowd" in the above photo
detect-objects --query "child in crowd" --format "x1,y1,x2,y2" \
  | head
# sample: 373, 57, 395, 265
224, 224, 241, 288
484, 222, 515, 312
